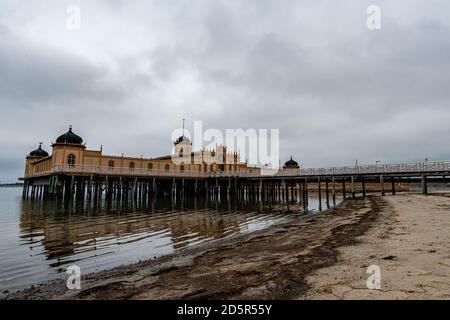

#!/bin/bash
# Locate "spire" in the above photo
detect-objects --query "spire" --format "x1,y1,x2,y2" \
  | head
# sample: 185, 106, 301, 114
182, 118, 185, 136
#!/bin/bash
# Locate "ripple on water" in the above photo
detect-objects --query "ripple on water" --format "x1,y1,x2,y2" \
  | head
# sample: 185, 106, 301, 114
0, 187, 341, 291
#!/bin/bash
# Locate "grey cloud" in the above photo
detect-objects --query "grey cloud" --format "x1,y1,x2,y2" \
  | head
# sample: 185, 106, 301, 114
0, 32, 125, 105
1, 0, 450, 181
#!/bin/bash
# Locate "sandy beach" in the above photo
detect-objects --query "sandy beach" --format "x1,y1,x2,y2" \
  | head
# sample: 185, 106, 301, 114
303, 193, 450, 299
5, 193, 450, 300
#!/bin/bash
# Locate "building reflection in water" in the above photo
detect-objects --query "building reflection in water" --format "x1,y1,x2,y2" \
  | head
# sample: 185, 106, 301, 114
0, 192, 338, 291
18, 196, 309, 272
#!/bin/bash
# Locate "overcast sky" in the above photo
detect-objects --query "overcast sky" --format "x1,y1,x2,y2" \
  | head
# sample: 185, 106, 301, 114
1, 0, 450, 182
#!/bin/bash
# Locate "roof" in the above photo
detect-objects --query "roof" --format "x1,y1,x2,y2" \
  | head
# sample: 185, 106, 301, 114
284, 156, 299, 167
174, 135, 191, 145
29, 143, 49, 157
56, 126, 83, 144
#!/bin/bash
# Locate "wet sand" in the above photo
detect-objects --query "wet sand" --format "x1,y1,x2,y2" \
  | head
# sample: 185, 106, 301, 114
5, 194, 450, 300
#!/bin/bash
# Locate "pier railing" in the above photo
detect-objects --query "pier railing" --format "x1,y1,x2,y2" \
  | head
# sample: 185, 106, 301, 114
295, 161, 450, 177
47, 161, 450, 179
52, 164, 242, 178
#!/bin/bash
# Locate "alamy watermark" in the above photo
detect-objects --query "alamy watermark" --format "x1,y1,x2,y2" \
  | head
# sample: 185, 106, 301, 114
170, 121, 280, 175
66, 265, 81, 290
66, 5, 81, 30
366, 5, 381, 30
366, 264, 381, 289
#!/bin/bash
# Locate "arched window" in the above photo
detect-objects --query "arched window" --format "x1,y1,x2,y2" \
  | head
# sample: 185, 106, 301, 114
165, 164, 170, 172
180, 164, 185, 171
179, 148, 184, 157
129, 161, 135, 172
211, 150, 216, 157
108, 160, 115, 169
148, 163, 153, 171
67, 154, 76, 167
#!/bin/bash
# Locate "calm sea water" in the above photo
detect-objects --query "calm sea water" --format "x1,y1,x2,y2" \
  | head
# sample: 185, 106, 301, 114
0, 187, 341, 292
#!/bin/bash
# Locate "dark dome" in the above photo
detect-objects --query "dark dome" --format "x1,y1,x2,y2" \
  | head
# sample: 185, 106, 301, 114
284, 156, 299, 167
29, 143, 49, 157
56, 126, 83, 144
174, 135, 191, 145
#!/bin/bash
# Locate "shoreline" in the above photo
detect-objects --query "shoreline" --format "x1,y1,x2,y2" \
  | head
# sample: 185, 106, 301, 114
5, 193, 449, 299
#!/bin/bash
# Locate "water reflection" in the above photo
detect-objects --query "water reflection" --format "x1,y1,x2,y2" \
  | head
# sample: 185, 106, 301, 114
1, 188, 341, 292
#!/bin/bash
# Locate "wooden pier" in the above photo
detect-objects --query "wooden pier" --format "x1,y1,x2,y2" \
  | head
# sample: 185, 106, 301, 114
21, 161, 450, 211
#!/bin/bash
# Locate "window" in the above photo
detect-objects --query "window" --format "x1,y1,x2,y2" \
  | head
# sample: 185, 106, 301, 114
148, 163, 153, 171
129, 161, 135, 172
180, 164, 185, 171
67, 154, 76, 167
179, 148, 184, 157
108, 160, 115, 169
211, 151, 215, 157
165, 164, 170, 172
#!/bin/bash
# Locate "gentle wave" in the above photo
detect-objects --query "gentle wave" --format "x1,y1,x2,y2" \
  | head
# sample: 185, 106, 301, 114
0, 187, 341, 291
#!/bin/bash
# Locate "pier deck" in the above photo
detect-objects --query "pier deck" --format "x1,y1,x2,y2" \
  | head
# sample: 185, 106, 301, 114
21, 161, 450, 206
